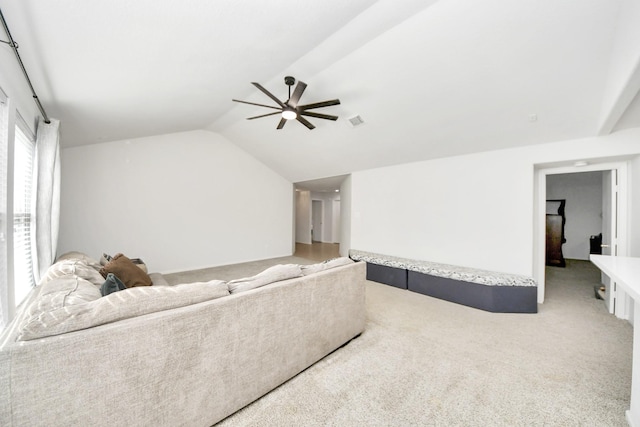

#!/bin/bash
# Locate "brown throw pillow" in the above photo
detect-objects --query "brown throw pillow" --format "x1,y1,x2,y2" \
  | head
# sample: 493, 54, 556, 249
99, 253, 152, 288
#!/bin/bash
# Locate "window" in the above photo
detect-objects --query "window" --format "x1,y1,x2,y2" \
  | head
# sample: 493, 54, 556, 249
13, 117, 36, 307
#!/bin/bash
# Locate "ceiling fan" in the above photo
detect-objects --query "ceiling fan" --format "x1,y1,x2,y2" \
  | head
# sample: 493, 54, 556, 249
232, 76, 340, 130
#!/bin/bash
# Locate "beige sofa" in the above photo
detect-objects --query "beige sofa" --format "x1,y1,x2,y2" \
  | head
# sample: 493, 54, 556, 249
0, 254, 366, 426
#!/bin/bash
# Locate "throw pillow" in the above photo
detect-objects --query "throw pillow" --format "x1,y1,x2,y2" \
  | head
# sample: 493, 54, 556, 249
101, 253, 147, 273
129, 258, 148, 273
99, 253, 113, 266
99, 253, 153, 288
100, 273, 127, 296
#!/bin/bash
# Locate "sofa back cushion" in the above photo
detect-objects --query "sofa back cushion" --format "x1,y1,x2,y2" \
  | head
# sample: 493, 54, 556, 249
301, 257, 354, 276
17, 278, 229, 341
41, 258, 106, 287
55, 251, 103, 270
227, 264, 302, 293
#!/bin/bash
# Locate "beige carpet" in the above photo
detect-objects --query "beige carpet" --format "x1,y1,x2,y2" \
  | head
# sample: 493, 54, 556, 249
169, 258, 634, 426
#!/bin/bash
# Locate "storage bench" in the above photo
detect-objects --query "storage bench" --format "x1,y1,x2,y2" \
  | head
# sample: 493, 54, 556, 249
350, 250, 537, 313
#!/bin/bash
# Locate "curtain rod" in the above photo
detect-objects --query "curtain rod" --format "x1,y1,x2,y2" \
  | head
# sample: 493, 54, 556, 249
0, 7, 51, 124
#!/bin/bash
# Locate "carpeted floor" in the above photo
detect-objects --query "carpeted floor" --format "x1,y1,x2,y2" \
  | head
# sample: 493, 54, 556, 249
169, 257, 634, 426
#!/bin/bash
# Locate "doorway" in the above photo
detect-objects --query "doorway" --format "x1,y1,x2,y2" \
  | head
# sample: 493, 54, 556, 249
535, 162, 628, 316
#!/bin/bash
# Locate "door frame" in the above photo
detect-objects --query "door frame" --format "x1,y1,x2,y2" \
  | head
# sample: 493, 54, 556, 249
534, 161, 628, 310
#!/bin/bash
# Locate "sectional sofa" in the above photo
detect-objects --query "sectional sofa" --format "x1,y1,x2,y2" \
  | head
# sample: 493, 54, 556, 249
0, 252, 366, 426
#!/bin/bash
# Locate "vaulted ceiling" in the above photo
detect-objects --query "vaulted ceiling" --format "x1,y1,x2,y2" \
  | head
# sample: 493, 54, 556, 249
2, 0, 639, 186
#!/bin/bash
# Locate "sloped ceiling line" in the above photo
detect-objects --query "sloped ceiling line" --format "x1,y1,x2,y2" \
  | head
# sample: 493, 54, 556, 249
598, 57, 640, 135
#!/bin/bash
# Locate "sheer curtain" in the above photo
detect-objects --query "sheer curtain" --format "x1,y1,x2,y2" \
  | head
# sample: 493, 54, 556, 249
0, 91, 8, 328
32, 118, 60, 283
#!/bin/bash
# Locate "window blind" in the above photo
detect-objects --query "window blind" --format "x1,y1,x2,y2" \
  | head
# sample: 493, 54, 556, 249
13, 118, 35, 306
0, 89, 8, 328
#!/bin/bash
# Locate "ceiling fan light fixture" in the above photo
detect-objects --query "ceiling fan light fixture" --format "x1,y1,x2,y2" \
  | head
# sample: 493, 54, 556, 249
233, 77, 340, 129
282, 108, 297, 120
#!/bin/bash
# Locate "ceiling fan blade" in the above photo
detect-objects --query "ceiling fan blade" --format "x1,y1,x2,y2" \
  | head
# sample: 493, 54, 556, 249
252, 82, 286, 108
299, 99, 341, 110
232, 99, 281, 110
296, 116, 316, 130
276, 118, 287, 130
288, 81, 307, 108
246, 111, 282, 120
300, 111, 338, 121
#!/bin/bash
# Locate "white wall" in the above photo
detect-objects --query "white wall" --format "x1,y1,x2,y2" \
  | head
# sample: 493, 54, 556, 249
332, 199, 341, 243
58, 130, 293, 273
546, 172, 603, 260
352, 149, 534, 275
631, 155, 640, 257
295, 190, 312, 244
351, 128, 640, 277
339, 176, 352, 256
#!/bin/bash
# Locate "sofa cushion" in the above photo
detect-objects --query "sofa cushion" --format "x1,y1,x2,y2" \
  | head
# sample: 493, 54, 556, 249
55, 251, 102, 270
41, 258, 106, 287
301, 257, 354, 276
22, 275, 102, 324
227, 264, 303, 294
17, 279, 229, 341
36, 275, 101, 303
149, 272, 169, 287
99, 253, 152, 288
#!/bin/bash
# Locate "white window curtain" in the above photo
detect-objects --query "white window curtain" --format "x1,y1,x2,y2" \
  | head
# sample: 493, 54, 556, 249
0, 90, 8, 328
32, 118, 60, 283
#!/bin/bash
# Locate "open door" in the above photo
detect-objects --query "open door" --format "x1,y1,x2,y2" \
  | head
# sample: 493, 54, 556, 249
601, 170, 615, 312
535, 162, 628, 308
601, 169, 630, 318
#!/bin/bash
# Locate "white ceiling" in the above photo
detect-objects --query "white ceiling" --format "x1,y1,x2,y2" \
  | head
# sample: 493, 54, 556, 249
2, 0, 639, 191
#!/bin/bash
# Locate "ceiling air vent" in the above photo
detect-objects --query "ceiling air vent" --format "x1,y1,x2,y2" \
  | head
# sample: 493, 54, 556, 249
347, 115, 365, 127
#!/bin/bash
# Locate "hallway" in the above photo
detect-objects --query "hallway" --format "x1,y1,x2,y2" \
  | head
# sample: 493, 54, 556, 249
294, 242, 340, 262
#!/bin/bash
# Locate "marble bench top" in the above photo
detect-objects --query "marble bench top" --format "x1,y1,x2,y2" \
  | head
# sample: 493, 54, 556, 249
349, 249, 537, 287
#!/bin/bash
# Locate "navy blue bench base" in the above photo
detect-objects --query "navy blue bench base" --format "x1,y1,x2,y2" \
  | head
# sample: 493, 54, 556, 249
366, 263, 407, 289
363, 261, 537, 313
407, 271, 537, 313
